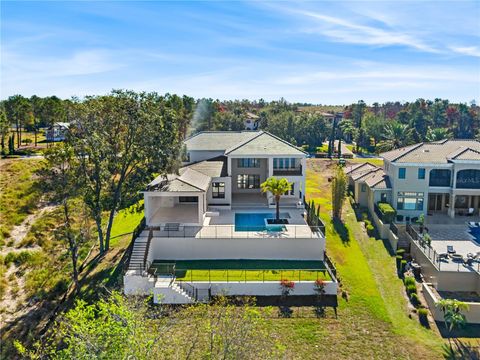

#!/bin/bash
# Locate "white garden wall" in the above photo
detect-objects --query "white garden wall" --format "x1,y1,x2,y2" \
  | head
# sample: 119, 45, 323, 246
147, 236, 325, 262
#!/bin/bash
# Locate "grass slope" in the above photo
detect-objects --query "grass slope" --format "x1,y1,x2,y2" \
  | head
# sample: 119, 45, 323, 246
304, 159, 443, 358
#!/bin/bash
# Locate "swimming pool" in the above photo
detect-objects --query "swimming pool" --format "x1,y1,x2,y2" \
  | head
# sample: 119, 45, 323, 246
235, 212, 290, 232
469, 225, 480, 245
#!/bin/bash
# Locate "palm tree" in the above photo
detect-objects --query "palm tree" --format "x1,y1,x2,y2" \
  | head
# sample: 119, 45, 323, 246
261, 177, 292, 222
377, 121, 412, 152
426, 127, 451, 142
436, 299, 469, 349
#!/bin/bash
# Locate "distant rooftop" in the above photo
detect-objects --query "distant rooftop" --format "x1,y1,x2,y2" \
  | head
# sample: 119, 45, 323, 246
381, 139, 480, 164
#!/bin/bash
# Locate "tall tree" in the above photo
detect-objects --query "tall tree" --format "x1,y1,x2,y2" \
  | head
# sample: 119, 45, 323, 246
0, 103, 9, 155
41, 144, 86, 294
4, 95, 32, 148
455, 104, 475, 138
377, 121, 413, 152
69, 90, 184, 253
364, 112, 384, 148
331, 165, 347, 219
352, 100, 366, 152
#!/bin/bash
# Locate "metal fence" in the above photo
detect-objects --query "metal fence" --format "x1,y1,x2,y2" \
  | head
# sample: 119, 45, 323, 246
173, 268, 331, 283
147, 225, 324, 239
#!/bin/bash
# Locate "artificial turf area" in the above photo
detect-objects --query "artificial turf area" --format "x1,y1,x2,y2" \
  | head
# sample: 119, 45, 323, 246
151, 259, 331, 282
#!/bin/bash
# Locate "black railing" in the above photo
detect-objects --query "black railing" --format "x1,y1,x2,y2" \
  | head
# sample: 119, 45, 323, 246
390, 222, 399, 236
124, 217, 146, 273
143, 229, 153, 272
324, 251, 337, 280
273, 165, 303, 176
173, 268, 331, 283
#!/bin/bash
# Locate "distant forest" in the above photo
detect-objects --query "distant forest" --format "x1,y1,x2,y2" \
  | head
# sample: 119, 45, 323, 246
1, 94, 479, 155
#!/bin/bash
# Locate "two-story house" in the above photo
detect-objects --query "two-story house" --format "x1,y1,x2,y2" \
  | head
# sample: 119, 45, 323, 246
124, 131, 338, 305
347, 139, 480, 222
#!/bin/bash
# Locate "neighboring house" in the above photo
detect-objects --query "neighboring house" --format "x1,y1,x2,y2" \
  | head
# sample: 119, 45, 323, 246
46, 122, 70, 142
347, 139, 480, 222
347, 140, 480, 312
244, 112, 260, 130
124, 130, 338, 304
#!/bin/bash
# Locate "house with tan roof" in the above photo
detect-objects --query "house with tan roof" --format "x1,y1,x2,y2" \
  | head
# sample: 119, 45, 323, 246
124, 131, 338, 305
347, 139, 480, 222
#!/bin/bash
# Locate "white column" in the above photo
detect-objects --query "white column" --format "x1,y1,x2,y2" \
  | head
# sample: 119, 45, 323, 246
268, 157, 274, 177
144, 194, 151, 226
448, 194, 455, 218
198, 194, 204, 225
227, 157, 232, 176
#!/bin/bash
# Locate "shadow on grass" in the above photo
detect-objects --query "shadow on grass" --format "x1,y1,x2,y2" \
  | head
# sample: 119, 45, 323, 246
442, 339, 480, 360
332, 218, 350, 245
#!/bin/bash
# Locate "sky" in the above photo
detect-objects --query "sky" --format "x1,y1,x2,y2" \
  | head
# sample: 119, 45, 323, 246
1, 1, 479, 104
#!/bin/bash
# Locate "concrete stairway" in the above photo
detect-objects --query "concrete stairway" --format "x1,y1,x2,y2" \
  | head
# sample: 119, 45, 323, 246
171, 283, 195, 302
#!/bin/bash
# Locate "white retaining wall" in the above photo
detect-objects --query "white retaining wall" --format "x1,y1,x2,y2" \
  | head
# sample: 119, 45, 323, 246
422, 283, 480, 324
147, 236, 325, 262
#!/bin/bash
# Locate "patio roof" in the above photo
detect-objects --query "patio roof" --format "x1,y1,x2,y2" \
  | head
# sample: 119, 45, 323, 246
147, 168, 211, 192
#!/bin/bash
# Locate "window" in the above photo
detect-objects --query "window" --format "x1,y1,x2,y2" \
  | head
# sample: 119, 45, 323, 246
284, 183, 295, 196
273, 158, 297, 169
380, 193, 387, 203
418, 168, 425, 180
238, 158, 260, 168
212, 182, 225, 198
429, 169, 451, 187
456, 169, 480, 189
397, 192, 424, 210
179, 196, 198, 203
361, 184, 367, 192
237, 174, 260, 189
398, 168, 406, 179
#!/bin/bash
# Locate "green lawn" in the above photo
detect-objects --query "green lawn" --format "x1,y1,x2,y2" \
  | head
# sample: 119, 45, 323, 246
151, 260, 331, 282
302, 159, 444, 359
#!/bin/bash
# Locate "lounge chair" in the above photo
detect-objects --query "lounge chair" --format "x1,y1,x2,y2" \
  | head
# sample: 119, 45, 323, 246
451, 253, 463, 262
438, 253, 449, 261
447, 245, 456, 254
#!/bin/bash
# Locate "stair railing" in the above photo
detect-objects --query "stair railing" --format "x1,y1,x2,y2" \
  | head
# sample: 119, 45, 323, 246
143, 229, 153, 274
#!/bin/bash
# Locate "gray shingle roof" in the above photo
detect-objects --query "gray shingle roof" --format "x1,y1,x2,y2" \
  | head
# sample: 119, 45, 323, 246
185, 130, 306, 156
185, 131, 260, 151
225, 132, 306, 156
147, 168, 211, 192
380, 139, 480, 164
182, 155, 228, 177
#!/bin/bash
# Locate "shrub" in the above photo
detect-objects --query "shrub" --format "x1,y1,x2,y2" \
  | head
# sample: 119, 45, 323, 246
396, 248, 405, 256
418, 308, 429, 326
410, 293, 421, 307
400, 260, 407, 273
377, 202, 396, 223
366, 224, 375, 235
406, 284, 417, 295
404, 276, 415, 287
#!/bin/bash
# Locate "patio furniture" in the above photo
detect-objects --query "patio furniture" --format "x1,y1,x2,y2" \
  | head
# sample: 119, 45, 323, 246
447, 245, 456, 254
467, 208, 475, 216
411, 262, 422, 277
450, 253, 464, 262
438, 253, 449, 261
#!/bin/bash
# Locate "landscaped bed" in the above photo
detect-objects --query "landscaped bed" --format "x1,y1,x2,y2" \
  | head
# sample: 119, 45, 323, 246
150, 260, 331, 282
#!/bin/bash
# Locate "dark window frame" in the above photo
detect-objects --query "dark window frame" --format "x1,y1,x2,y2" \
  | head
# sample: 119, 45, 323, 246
237, 174, 260, 189
212, 182, 225, 198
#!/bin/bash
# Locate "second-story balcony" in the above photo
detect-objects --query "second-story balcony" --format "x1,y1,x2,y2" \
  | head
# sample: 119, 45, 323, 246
273, 165, 303, 176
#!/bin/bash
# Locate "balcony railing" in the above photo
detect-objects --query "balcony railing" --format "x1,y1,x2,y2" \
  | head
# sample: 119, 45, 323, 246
273, 165, 303, 176
147, 225, 324, 239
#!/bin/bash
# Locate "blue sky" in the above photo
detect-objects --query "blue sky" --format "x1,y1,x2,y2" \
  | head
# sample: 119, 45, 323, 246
1, 1, 479, 104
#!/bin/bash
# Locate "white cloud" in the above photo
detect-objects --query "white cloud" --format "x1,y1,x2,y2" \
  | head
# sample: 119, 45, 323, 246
450, 46, 480, 58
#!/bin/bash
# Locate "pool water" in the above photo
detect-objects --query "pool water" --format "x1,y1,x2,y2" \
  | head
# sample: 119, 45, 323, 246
469, 225, 480, 244
235, 212, 290, 232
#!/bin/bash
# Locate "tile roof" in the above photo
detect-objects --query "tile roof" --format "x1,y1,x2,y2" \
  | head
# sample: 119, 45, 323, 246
363, 169, 391, 189
345, 162, 377, 175
380, 139, 480, 163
